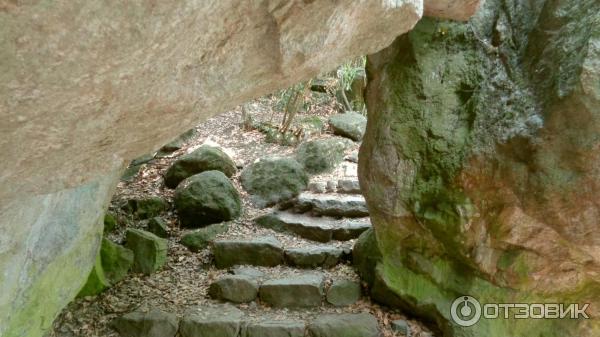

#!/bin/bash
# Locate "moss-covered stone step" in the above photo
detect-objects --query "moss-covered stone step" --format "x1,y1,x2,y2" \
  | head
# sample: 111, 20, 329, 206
212, 236, 285, 268
255, 211, 371, 243
113, 306, 380, 337
285, 193, 369, 217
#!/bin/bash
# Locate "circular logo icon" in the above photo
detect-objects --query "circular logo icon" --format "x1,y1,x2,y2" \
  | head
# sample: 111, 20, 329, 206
450, 296, 482, 327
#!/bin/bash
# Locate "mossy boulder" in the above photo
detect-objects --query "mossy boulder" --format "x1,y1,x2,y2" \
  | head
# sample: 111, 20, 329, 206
240, 157, 309, 207
328, 112, 367, 141
100, 238, 134, 284
103, 212, 117, 233
126, 229, 168, 274
295, 138, 349, 174
77, 254, 110, 297
174, 171, 241, 228
164, 145, 237, 188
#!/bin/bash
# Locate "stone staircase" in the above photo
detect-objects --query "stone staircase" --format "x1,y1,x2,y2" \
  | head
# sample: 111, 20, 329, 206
112, 179, 406, 337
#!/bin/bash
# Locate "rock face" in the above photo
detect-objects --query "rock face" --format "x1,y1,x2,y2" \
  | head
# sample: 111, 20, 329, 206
360, 1, 600, 336
241, 157, 309, 206
164, 145, 237, 188
0, 1, 480, 335
174, 171, 242, 228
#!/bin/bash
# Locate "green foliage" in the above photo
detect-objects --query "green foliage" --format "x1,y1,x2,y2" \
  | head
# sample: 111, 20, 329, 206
337, 57, 365, 91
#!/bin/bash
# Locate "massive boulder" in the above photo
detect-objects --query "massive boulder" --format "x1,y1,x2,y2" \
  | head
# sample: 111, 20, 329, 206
0, 1, 480, 336
360, 1, 600, 336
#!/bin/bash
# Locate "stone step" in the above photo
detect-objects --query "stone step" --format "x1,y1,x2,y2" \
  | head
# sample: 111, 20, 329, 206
284, 193, 369, 217
212, 236, 351, 270
259, 273, 325, 308
284, 246, 350, 269
255, 211, 371, 242
114, 305, 380, 337
209, 271, 362, 308
308, 313, 379, 337
212, 236, 285, 268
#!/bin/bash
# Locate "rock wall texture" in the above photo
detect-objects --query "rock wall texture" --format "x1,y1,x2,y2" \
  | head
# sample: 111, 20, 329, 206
360, 0, 600, 336
0, 1, 480, 337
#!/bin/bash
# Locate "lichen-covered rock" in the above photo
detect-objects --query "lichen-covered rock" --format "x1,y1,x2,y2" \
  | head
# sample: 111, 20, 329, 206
241, 157, 309, 207
77, 254, 110, 298
328, 112, 367, 141
164, 145, 237, 188
174, 171, 242, 228
100, 238, 134, 285
296, 138, 349, 174
125, 229, 168, 275
180, 222, 229, 252
360, 1, 600, 336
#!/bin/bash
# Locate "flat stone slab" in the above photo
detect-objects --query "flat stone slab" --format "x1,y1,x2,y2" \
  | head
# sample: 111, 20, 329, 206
242, 320, 306, 337
180, 304, 245, 337
259, 274, 324, 308
307, 313, 379, 337
213, 236, 284, 268
290, 193, 369, 217
209, 275, 259, 303
112, 309, 178, 337
284, 246, 346, 268
255, 211, 371, 243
